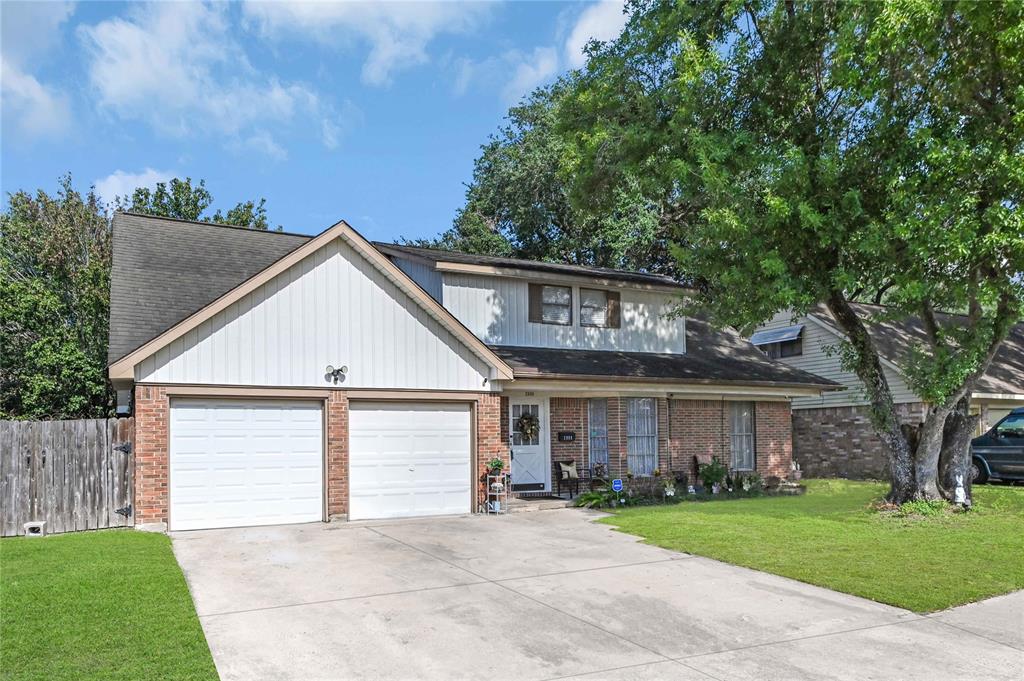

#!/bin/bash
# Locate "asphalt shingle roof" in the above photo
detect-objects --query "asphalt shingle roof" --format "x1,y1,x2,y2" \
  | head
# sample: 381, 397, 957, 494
107, 212, 312, 363
374, 242, 686, 289
490, 318, 840, 389
808, 303, 1024, 396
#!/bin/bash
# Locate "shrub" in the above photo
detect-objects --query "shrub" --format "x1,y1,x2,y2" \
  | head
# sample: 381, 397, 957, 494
698, 457, 728, 488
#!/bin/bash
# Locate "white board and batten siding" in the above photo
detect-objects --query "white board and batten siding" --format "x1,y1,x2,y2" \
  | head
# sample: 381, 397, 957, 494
758, 311, 918, 410
136, 238, 492, 391
440, 272, 686, 354
392, 255, 444, 302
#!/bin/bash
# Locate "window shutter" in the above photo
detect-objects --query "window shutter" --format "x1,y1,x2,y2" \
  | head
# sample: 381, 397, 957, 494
607, 290, 621, 328
528, 283, 543, 323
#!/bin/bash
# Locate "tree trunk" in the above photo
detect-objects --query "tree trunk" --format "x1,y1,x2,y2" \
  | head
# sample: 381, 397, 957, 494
939, 397, 979, 507
825, 292, 915, 502
912, 406, 952, 500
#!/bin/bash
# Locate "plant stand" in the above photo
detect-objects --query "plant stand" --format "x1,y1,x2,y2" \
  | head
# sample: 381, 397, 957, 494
486, 472, 510, 514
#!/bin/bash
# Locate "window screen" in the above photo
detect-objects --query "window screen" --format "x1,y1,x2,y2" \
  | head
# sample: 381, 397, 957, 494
580, 289, 608, 327
588, 398, 609, 471
730, 402, 755, 470
541, 285, 572, 325
626, 398, 657, 476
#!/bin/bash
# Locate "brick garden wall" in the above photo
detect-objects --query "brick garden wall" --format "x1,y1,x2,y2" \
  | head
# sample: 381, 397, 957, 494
792, 402, 925, 479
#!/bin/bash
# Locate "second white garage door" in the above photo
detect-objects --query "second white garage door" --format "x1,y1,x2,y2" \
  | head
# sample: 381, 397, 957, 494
349, 402, 472, 520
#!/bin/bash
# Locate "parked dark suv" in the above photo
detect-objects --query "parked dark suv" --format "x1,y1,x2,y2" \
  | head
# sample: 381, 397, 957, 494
971, 407, 1024, 483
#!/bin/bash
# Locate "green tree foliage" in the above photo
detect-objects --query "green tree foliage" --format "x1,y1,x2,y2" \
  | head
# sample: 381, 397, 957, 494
117, 177, 275, 230
1, 175, 276, 419
1, 176, 112, 418
415, 84, 671, 274
559, 0, 1023, 502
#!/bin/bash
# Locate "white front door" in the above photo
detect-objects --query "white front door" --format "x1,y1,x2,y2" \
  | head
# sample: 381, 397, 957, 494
169, 399, 324, 531
509, 397, 549, 492
348, 402, 471, 520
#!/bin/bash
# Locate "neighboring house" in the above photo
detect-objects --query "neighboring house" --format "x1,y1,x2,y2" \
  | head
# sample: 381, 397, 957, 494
754, 304, 1024, 479
108, 213, 837, 531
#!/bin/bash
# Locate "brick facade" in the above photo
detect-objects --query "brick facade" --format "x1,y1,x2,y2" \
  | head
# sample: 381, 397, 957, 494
536, 396, 794, 489
792, 402, 925, 479
134, 385, 170, 526
132, 386, 503, 527
476, 394, 508, 509
134, 388, 793, 526
326, 392, 349, 518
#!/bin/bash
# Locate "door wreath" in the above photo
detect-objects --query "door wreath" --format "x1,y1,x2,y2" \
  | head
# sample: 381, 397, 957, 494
516, 411, 540, 442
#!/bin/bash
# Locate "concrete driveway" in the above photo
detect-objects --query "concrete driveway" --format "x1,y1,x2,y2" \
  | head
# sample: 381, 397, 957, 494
172, 509, 1024, 681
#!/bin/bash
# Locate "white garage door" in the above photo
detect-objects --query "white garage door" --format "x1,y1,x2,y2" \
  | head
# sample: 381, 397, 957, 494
170, 399, 323, 531
349, 402, 471, 520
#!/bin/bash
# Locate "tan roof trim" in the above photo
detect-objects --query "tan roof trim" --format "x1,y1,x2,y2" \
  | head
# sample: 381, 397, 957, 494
506, 378, 827, 398
508, 370, 842, 392
432, 260, 689, 294
109, 220, 514, 381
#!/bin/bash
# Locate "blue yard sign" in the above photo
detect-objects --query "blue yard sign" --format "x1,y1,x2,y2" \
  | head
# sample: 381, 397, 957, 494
611, 478, 623, 492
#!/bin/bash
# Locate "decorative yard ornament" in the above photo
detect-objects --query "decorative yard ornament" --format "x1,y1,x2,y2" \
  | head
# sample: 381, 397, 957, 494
516, 411, 540, 442
954, 474, 966, 505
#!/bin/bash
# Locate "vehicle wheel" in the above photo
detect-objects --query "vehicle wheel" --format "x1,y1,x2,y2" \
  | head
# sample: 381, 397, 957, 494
971, 460, 988, 485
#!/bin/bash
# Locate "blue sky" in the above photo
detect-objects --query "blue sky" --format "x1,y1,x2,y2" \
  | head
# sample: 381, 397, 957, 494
1, 1, 627, 242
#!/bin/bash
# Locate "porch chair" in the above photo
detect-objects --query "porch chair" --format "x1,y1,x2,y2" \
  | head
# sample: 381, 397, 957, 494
554, 461, 592, 498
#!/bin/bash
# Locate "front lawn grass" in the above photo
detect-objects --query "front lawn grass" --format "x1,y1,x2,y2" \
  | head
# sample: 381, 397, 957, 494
601, 479, 1024, 613
1, 530, 217, 681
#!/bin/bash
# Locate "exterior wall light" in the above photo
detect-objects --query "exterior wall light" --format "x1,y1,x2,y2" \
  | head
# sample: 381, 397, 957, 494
325, 365, 348, 384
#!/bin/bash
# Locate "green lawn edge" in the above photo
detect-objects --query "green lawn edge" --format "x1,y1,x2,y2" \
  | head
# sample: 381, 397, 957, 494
1, 529, 217, 681
597, 478, 1024, 613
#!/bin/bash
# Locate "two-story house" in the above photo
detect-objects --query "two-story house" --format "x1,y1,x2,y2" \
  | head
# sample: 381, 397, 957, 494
108, 213, 836, 530
754, 305, 1024, 479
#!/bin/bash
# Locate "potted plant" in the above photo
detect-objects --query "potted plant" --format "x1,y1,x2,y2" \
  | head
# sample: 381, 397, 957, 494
486, 457, 504, 475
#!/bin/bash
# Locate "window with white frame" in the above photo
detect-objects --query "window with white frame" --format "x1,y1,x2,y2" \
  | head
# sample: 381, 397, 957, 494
626, 398, 657, 476
529, 284, 572, 325
580, 288, 621, 328
588, 398, 609, 471
730, 401, 755, 471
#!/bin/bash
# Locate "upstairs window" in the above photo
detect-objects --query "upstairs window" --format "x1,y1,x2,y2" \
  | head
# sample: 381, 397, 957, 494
580, 288, 621, 328
750, 325, 804, 359
529, 284, 572, 325
763, 337, 802, 359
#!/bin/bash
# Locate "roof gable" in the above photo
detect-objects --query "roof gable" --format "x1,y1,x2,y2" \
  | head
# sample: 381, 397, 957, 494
108, 213, 513, 381
108, 212, 311, 363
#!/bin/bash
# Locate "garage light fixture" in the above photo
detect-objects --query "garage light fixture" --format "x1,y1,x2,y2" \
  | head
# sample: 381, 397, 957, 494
325, 365, 348, 383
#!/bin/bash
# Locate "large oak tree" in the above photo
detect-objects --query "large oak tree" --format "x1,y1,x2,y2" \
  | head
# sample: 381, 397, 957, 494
558, 0, 1023, 503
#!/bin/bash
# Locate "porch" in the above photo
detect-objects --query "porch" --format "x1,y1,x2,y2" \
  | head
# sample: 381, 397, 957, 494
485, 393, 794, 507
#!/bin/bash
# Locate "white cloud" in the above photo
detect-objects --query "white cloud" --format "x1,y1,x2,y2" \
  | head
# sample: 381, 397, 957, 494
1, 1, 75, 64
240, 131, 288, 161
564, 1, 627, 69
78, 2, 354, 157
242, 1, 491, 86
0, 1, 75, 141
455, 1, 627, 103
94, 167, 177, 205
504, 47, 560, 102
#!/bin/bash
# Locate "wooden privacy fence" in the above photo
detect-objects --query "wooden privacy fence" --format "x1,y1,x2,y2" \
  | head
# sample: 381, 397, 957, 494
0, 418, 134, 537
